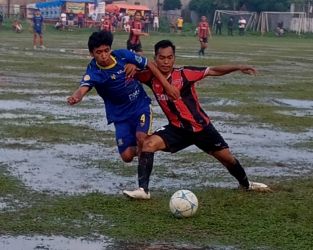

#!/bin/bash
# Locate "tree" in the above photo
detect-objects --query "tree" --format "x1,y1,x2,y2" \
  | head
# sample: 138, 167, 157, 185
242, 0, 291, 12
163, 0, 182, 10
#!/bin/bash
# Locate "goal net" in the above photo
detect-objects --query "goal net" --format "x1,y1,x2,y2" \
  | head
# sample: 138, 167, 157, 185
213, 10, 258, 31
258, 11, 306, 35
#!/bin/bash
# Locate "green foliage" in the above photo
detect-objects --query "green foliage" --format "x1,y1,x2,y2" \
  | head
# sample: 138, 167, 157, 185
243, 0, 291, 12
163, 0, 182, 10
189, 0, 292, 17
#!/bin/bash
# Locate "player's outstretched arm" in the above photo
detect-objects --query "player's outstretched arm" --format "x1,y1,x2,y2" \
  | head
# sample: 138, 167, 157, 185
205, 65, 257, 77
147, 61, 180, 100
67, 86, 90, 105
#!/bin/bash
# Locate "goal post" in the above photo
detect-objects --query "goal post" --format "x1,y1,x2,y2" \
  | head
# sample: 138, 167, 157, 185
212, 10, 258, 32
257, 11, 306, 35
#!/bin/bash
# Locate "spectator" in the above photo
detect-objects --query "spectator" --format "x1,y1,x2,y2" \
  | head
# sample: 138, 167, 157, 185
176, 16, 183, 34
153, 13, 159, 32
12, 19, 23, 33
60, 11, 67, 30
77, 12, 84, 28
67, 10, 75, 31
215, 16, 222, 35
238, 16, 246, 36
0, 11, 3, 28
227, 16, 234, 36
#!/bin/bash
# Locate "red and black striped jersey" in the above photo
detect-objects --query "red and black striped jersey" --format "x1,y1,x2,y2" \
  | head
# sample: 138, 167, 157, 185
129, 20, 142, 45
198, 21, 209, 38
138, 66, 211, 132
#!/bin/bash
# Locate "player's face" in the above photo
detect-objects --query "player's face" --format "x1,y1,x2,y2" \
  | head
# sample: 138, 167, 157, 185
154, 47, 175, 75
135, 13, 141, 21
91, 45, 112, 67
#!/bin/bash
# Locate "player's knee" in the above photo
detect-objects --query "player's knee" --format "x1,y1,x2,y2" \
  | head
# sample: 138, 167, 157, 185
142, 138, 158, 152
121, 154, 134, 163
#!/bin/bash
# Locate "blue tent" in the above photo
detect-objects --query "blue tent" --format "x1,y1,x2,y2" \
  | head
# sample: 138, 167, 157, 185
35, 0, 94, 19
36, 0, 94, 9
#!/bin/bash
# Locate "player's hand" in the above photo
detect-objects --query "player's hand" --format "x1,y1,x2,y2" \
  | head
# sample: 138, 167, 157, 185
124, 63, 137, 79
67, 96, 80, 105
165, 85, 180, 100
240, 66, 257, 75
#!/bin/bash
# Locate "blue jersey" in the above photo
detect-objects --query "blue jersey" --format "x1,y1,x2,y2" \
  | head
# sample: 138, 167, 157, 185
33, 14, 43, 33
80, 49, 151, 124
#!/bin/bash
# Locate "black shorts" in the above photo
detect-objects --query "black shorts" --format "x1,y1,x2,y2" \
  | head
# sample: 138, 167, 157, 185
127, 40, 142, 53
200, 37, 208, 43
154, 123, 229, 154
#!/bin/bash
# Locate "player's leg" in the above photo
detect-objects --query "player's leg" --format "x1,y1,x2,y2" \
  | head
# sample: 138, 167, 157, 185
39, 33, 44, 48
114, 121, 137, 163
33, 33, 37, 49
195, 124, 249, 187
196, 123, 270, 191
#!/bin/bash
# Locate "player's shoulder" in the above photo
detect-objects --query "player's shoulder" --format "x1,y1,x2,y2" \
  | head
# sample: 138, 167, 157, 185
111, 49, 132, 59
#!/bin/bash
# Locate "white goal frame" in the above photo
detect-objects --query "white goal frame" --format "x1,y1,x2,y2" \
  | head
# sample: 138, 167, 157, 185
257, 11, 306, 35
213, 10, 258, 31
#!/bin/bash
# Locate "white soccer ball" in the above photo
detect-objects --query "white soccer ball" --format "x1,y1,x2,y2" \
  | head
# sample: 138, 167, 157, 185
169, 189, 198, 218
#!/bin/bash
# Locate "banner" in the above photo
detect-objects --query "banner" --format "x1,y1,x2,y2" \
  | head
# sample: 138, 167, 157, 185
66, 2, 85, 14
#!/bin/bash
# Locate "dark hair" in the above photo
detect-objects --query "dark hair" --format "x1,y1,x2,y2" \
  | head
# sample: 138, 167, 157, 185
154, 40, 175, 55
88, 31, 113, 53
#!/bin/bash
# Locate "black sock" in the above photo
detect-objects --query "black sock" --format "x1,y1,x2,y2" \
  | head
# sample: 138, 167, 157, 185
226, 159, 249, 188
138, 152, 154, 192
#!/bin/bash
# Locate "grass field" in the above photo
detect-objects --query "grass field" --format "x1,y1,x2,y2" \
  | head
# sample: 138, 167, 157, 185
0, 26, 313, 249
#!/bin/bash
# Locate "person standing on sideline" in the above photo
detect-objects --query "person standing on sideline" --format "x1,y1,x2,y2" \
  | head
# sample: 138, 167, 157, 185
238, 16, 246, 36
123, 39, 271, 199
0, 11, 3, 28
126, 11, 148, 55
227, 16, 234, 36
60, 11, 67, 30
153, 14, 159, 32
67, 10, 75, 31
67, 31, 179, 167
197, 16, 211, 56
32, 9, 44, 49
176, 16, 183, 34
215, 16, 222, 35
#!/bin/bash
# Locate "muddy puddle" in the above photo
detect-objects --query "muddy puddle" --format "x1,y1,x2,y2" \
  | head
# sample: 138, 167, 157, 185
1, 61, 313, 249
1, 96, 313, 196
0, 235, 236, 250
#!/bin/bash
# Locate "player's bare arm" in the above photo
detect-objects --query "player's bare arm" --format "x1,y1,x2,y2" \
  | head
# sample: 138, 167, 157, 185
132, 29, 149, 37
205, 65, 257, 77
147, 61, 180, 100
67, 86, 90, 105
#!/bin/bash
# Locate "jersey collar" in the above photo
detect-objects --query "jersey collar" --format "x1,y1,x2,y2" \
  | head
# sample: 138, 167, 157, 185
96, 55, 117, 70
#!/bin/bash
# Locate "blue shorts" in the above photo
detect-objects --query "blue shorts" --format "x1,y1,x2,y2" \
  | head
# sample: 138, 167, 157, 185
34, 27, 42, 35
114, 105, 152, 154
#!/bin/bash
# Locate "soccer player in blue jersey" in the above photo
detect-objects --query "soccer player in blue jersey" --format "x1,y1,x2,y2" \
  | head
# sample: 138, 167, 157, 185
32, 9, 44, 49
67, 31, 179, 166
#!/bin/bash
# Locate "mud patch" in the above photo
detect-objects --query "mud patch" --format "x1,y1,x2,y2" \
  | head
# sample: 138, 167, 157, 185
0, 235, 113, 250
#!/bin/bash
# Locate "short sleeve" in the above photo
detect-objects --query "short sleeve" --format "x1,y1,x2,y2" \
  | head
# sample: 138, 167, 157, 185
182, 66, 209, 83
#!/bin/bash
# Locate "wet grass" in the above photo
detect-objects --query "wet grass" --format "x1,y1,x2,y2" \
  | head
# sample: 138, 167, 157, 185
0, 172, 313, 249
0, 27, 313, 249
0, 123, 114, 144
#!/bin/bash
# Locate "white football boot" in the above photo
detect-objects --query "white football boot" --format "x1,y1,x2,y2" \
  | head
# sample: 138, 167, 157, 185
123, 187, 151, 199
240, 181, 272, 192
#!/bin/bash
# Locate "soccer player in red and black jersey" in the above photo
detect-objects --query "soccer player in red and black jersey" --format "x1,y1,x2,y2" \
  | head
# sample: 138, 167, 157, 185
123, 39, 271, 199
126, 11, 148, 55
100, 15, 112, 32
198, 16, 212, 56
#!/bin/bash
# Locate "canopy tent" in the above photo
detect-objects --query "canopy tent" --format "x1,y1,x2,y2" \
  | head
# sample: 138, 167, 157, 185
35, 0, 94, 9
30, 0, 94, 19
106, 3, 150, 14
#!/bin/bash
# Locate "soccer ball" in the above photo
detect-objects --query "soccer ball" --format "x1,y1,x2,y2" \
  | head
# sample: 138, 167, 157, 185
169, 190, 198, 218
